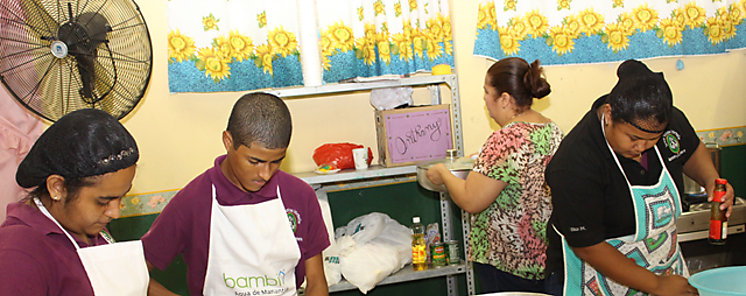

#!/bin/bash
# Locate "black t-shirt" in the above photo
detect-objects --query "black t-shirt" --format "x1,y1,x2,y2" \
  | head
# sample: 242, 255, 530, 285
544, 95, 700, 276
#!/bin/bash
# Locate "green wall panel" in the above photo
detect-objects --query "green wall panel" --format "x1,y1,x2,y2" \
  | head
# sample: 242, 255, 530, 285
720, 145, 746, 195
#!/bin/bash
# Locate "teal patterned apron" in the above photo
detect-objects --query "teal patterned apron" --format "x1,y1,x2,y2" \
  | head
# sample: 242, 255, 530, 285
556, 115, 689, 295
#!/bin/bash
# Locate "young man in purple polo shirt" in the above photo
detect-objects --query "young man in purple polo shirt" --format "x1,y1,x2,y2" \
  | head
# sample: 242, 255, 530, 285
143, 92, 330, 296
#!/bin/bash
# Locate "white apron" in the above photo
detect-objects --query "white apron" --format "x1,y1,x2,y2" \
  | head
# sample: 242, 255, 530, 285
33, 198, 149, 296
556, 115, 688, 295
202, 184, 301, 296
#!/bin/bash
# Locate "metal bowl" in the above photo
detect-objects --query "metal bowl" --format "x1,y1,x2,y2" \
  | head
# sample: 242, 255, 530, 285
416, 156, 474, 192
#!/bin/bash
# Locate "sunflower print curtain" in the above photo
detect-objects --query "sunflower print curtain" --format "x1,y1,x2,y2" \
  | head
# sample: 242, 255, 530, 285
474, 0, 746, 65
167, 0, 455, 93
167, 0, 303, 92
316, 0, 454, 83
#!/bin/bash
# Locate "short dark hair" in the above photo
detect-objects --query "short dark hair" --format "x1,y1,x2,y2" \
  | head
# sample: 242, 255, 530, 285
486, 57, 551, 108
607, 60, 672, 128
226, 92, 292, 149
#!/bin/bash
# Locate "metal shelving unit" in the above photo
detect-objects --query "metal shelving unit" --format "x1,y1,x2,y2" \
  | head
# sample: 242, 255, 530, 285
279, 74, 474, 296
329, 263, 467, 293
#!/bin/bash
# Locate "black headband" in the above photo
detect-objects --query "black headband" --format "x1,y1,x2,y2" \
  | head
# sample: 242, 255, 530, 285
624, 118, 667, 134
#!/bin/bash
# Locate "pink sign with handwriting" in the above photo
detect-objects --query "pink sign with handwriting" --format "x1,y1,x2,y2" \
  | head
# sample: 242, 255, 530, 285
384, 108, 452, 163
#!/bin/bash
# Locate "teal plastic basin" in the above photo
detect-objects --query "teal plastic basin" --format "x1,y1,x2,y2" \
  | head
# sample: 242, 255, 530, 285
689, 266, 746, 296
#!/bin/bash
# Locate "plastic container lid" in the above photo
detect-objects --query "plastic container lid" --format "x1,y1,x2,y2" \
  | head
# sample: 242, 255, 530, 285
715, 178, 728, 185
412, 216, 420, 223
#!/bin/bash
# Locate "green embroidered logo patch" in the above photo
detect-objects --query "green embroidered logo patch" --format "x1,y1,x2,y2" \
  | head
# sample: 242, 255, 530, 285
286, 209, 300, 233
663, 132, 680, 154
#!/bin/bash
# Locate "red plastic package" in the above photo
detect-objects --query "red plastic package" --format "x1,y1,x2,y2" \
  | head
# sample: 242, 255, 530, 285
313, 143, 373, 169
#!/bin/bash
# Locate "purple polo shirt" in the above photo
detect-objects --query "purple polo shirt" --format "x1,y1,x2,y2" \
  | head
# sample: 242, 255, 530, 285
0, 201, 109, 295
142, 155, 330, 296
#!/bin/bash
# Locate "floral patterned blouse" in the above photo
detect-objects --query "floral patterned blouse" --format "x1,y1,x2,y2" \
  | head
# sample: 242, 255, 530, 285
469, 121, 563, 280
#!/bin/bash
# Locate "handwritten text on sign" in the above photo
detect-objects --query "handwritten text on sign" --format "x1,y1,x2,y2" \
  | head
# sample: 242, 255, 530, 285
385, 108, 452, 163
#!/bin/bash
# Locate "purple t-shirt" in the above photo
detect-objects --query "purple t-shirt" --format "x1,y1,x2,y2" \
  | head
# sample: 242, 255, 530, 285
0, 201, 110, 295
142, 155, 330, 296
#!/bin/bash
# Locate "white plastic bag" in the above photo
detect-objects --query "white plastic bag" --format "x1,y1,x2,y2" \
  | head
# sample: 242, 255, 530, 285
341, 212, 387, 244
322, 236, 354, 286
336, 212, 413, 294
369, 87, 414, 111
373, 215, 413, 269
340, 242, 400, 294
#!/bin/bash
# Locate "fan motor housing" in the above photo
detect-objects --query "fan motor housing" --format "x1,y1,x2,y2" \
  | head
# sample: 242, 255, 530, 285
57, 12, 110, 57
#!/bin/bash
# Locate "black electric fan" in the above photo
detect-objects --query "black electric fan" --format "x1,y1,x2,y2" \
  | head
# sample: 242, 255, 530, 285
0, 0, 152, 122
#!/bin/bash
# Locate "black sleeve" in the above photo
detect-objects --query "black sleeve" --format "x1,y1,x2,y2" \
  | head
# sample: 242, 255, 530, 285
669, 107, 700, 164
546, 143, 608, 248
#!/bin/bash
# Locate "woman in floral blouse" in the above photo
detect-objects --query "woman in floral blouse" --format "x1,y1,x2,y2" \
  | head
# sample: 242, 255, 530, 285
426, 57, 563, 293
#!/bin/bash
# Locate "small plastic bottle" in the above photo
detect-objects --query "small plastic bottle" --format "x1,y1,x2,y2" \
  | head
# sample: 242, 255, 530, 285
709, 178, 728, 245
411, 216, 427, 271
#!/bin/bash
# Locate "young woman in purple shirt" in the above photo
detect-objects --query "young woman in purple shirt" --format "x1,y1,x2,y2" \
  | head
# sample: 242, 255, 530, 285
0, 109, 148, 295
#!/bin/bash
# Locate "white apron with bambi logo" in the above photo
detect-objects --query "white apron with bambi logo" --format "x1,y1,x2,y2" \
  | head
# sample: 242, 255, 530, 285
202, 184, 300, 296
556, 115, 688, 295
34, 198, 149, 296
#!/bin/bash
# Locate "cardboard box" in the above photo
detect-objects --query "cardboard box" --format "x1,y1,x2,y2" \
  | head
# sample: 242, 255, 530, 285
375, 104, 453, 167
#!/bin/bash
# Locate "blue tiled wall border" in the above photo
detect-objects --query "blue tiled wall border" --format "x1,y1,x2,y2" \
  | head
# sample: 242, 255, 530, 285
120, 189, 178, 218
696, 125, 746, 147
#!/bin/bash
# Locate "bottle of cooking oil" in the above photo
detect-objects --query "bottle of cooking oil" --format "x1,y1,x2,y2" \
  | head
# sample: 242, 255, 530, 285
411, 216, 427, 271
709, 178, 728, 245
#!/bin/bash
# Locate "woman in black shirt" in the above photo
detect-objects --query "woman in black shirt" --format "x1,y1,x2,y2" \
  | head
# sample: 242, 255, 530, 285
544, 60, 735, 296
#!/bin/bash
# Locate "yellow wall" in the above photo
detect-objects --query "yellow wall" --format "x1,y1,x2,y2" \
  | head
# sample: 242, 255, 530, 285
124, 0, 746, 195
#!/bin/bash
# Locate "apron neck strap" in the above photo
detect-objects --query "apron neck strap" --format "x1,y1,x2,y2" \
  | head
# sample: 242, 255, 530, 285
33, 197, 82, 250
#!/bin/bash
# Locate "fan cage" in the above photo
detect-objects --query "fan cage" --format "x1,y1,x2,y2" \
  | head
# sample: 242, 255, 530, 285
0, 0, 153, 122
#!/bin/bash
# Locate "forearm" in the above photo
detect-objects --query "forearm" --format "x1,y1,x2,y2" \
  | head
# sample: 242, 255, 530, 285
146, 261, 180, 296
446, 170, 507, 214
303, 281, 329, 296
683, 142, 719, 189
303, 254, 329, 296
572, 242, 695, 295
427, 164, 505, 213
440, 172, 471, 210
573, 243, 659, 293
147, 278, 179, 296
683, 142, 736, 215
